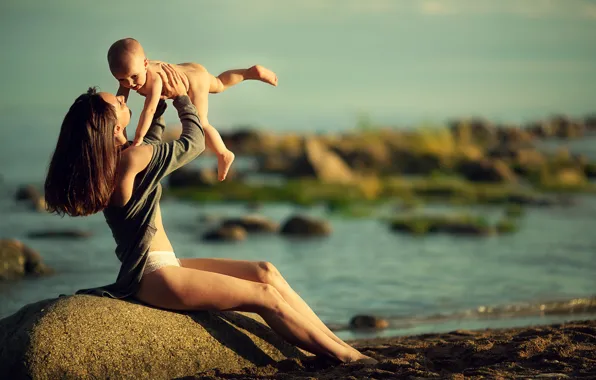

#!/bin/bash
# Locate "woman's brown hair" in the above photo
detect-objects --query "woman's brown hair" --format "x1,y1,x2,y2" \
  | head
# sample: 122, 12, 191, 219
45, 87, 121, 216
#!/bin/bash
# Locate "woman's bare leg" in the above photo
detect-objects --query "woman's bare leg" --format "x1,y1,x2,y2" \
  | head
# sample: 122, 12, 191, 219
209, 65, 278, 94
178, 258, 368, 357
135, 266, 366, 362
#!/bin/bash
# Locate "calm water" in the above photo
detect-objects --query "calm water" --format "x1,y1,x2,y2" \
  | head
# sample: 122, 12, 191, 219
1, 167, 595, 339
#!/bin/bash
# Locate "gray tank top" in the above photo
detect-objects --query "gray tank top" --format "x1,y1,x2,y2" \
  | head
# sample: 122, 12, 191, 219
75, 95, 205, 299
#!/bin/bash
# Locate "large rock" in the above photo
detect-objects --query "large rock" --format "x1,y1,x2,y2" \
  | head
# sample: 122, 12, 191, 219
0, 239, 53, 280
287, 138, 356, 183
457, 158, 517, 183
329, 139, 392, 174
496, 126, 533, 146
449, 118, 497, 145
0, 295, 309, 379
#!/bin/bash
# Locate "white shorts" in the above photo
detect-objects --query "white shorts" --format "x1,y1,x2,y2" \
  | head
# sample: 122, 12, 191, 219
143, 251, 182, 276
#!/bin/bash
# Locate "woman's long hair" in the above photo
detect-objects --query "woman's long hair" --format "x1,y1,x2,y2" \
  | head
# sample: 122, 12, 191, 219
45, 87, 121, 217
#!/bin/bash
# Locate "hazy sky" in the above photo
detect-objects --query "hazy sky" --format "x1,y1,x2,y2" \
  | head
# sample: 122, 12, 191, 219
1, 0, 595, 130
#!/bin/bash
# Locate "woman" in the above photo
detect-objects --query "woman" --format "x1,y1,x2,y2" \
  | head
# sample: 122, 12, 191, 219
44, 64, 376, 364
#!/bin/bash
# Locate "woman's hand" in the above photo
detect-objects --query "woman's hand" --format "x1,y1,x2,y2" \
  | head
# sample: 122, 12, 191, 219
159, 63, 188, 99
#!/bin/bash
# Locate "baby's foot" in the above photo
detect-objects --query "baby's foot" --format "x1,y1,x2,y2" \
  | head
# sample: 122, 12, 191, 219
249, 65, 278, 86
217, 150, 235, 181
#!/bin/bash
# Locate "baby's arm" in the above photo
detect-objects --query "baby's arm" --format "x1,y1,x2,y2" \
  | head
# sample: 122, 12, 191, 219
132, 75, 163, 147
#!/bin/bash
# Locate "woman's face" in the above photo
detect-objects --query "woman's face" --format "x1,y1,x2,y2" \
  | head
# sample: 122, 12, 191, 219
99, 92, 131, 144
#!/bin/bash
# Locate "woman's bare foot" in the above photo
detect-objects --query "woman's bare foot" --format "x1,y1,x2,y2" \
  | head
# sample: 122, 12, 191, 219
217, 150, 235, 181
248, 65, 278, 86
352, 355, 378, 365
343, 351, 378, 365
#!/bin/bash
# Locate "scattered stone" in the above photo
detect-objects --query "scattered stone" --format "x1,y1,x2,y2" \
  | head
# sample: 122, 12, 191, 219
280, 215, 332, 237
349, 315, 389, 329
15, 185, 40, 202
245, 201, 263, 211
168, 168, 217, 188
0, 239, 53, 280
14, 185, 46, 212
221, 215, 279, 233
202, 225, 247, 242
197, 213, 221, 224
27, 230, 92, 239
584, 163, 596, 179
390, 214, 498, 236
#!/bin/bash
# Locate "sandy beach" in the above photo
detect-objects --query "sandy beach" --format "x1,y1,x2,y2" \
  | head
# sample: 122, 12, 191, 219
188, 319, 596, 379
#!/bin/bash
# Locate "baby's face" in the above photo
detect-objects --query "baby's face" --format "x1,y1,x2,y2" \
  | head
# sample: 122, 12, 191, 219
112, 54, 148, 91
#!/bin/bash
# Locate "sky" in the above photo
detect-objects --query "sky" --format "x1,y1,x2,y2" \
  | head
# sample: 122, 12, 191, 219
0, 0, 595, 132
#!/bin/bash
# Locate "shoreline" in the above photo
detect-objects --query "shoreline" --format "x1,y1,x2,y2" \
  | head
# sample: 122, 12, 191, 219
192, 319, 596, 379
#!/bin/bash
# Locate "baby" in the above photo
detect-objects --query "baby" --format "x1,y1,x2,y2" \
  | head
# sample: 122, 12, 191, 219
107, 38, 278, 181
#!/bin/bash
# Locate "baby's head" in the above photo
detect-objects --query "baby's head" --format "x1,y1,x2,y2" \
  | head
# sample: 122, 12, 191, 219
107, 38, 148, 90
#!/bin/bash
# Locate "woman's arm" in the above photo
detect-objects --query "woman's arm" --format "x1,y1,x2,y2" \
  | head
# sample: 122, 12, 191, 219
116, 84, 131, 102
132, 77, 163, 146
122, 64, 205, 184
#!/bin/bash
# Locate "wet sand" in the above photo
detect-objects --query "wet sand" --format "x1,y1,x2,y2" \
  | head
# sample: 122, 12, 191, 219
187, 319, 595, 379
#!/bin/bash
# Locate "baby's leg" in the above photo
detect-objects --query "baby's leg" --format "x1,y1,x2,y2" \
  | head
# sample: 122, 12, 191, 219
189, 72, 235, 181
209, 65, 278, 94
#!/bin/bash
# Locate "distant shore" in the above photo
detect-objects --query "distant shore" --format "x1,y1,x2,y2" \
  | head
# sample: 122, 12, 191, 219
192, 319, 596, 379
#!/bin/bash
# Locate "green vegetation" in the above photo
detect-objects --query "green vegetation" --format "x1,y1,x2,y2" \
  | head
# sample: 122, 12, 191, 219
165, 177, 555, 207
496, 218, 518, 234
389, 213, 516, 236
504, 204, 524, 218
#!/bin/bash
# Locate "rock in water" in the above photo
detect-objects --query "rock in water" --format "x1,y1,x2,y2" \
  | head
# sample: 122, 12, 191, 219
221, 215, 279, 233
280, 215, 332, 237
0, 295, 309, 379
0, 239, 53, 280
202, 225, 248, 242
349, 315, 389, 329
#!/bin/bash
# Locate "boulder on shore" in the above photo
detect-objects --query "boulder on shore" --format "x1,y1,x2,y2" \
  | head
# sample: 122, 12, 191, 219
0, 295, 309, 379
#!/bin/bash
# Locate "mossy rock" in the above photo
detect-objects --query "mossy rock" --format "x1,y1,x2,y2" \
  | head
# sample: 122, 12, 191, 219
0, 295, 309, 379
504, 204, 524, 218
496, 218, 518, 234
168, 176, 569, 208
